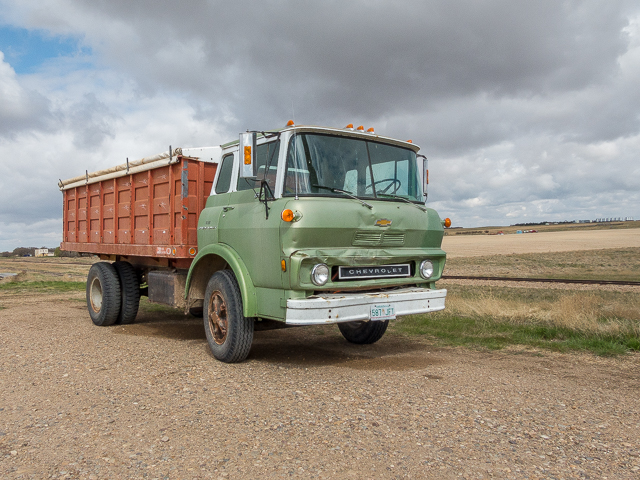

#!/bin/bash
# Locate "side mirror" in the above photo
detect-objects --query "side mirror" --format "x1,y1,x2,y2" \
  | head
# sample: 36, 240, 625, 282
418, 154, 428, 200
239, 132, 257, 178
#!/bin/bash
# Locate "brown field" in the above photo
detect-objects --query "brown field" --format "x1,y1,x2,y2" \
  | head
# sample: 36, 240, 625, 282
442, 227, 640, 258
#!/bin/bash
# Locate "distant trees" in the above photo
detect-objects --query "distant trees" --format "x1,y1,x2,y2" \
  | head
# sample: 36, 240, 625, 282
12, 247, 34, 257
0, 247, 73, 257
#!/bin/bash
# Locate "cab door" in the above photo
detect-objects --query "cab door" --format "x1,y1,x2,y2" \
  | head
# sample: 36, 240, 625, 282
197, 152, 234, 247
217, 140, 284, 296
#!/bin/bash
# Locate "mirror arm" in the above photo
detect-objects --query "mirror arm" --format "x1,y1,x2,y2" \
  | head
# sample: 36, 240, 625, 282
258, 180, 274, 219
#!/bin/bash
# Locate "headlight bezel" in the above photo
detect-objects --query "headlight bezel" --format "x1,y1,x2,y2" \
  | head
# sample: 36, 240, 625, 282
311, 263, 330, 286
419, 259, 435, 280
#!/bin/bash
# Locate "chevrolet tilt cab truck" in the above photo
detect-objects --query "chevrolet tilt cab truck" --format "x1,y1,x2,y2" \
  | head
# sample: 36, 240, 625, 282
59, 122, 450, 363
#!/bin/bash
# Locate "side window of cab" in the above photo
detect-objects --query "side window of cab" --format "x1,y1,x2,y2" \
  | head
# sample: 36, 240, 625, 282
215, 153, 234, 194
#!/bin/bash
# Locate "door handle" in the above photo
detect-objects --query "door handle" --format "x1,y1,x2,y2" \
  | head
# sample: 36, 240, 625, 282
223, 206, 235, 212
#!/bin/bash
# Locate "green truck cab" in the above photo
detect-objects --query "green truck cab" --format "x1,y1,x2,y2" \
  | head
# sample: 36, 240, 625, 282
185, 124, 448, 362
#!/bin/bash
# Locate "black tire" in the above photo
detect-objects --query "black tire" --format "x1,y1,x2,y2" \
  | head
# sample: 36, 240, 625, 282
203, 270, 253, 363
113, 261, 140, 325
86, 262, 121, 326
338, 320, 389, 344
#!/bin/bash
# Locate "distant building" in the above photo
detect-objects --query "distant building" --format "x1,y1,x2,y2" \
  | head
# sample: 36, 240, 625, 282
35, 248, 54, 257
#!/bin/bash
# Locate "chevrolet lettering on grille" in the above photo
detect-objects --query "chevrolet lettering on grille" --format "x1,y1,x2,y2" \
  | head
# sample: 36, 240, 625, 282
338, 264, 411, 280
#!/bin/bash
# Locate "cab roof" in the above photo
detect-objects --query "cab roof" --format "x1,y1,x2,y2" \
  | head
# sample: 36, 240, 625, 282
221, 124, 420, 152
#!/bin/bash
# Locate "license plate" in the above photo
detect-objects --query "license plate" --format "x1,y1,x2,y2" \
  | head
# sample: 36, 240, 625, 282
370, 304, 396, 320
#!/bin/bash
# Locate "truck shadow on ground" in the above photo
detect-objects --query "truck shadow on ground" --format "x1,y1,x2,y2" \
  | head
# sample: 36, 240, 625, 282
249, 328, 445, 371
116, 311, 445, 371
114, 310, 205, 341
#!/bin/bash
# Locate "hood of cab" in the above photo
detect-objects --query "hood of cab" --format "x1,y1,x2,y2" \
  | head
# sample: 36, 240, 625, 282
279, 197, 444, 256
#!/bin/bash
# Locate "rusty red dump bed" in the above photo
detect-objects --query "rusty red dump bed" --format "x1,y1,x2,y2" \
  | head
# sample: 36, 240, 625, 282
60, 151, 217, 269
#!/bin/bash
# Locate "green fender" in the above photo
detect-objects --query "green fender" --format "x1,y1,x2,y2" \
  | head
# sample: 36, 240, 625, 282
185, 243, 258, 318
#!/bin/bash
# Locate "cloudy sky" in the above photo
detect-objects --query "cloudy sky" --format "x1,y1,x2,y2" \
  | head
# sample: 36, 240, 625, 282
1, 0, 639, 251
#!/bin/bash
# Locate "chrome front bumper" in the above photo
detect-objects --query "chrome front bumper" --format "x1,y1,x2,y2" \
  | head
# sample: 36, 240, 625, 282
285, 287, 447, 325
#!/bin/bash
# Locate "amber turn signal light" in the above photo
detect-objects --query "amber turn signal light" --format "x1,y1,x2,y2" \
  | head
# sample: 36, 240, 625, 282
444, 218, 452, 228
281, 259, 287, 272
281, 209, 295, 222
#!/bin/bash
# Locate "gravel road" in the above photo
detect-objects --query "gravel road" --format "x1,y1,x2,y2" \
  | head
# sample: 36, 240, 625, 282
1, 289, 639, 479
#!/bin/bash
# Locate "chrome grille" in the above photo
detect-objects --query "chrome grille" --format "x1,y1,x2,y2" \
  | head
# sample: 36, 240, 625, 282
352, 231, 405, 246
352, 231, 382, 246
382, 233, 405, 246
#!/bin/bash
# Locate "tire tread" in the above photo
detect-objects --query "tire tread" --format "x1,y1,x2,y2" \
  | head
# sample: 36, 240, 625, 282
338, 320, 388, 344
113, 261, 140, 325
203, 270, 253, 363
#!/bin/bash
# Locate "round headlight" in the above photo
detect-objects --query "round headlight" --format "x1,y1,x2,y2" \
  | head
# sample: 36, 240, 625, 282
419, 260, 434, 279
311, 264, 330, 286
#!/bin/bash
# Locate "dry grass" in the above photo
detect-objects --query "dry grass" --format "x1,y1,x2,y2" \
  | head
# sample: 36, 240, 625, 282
446, 288, 640, 338
395, 281, 640, 355
0, 256, 95, 283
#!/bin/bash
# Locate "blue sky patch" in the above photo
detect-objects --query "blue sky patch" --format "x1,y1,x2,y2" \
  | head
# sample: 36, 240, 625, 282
0, 24, 91, 74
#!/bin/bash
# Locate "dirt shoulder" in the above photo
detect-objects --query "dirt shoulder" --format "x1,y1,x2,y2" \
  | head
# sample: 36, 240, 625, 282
1, 289, 639, 479
1, 231, 640, 478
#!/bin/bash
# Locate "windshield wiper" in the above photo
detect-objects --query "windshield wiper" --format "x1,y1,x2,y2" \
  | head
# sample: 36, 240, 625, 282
312, 184, 373, 209
377, 193, 427, 212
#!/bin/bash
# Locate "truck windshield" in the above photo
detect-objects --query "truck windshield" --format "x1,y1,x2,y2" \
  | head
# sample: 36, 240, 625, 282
284, 133, 423, 202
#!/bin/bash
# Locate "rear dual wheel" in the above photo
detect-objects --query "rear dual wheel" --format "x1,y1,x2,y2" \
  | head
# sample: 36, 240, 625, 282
113, 261, 140, 325
86, 261, 140, 326
87, 262, 121, 326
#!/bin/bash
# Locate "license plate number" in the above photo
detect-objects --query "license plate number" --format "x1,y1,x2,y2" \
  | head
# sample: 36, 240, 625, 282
370, 304, 396, 320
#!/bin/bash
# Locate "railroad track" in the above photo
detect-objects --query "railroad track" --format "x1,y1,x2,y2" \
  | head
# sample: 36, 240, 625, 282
442, 275, 640, 286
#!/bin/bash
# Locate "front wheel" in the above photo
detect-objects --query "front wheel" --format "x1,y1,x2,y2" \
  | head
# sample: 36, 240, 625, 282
338, 320, 388, 344
203, 270, 254, 363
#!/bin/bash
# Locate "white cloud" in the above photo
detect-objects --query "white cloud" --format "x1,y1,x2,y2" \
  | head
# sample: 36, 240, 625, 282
1, 1, 640, 248
0, 51, 50, 133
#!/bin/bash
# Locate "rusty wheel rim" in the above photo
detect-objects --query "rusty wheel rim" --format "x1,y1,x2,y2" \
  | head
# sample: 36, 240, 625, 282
208, 291, 228, 345
89, 277, 103, 313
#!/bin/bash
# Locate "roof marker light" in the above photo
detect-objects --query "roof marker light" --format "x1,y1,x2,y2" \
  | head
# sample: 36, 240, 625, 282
367, 127, 375, 133
286, 120, 295, 126
407, 140, 413, 143
356, 125, 364, 131
345, 123, 354, 130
